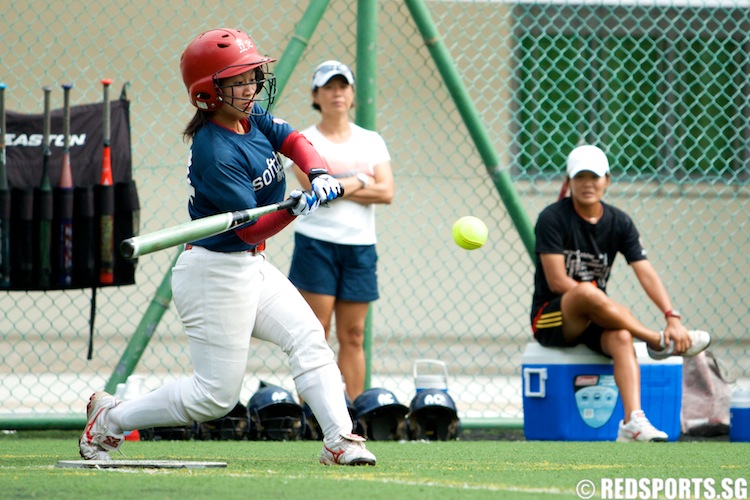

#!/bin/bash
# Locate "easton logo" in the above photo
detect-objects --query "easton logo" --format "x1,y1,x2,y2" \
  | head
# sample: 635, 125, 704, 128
4, 133, 87, 148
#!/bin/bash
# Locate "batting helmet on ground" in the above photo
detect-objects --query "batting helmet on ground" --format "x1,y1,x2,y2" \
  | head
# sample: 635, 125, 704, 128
352, 388, 408, 441
196, 402, 249, 441
406, 389, 460, 441
247, 381, 303, 441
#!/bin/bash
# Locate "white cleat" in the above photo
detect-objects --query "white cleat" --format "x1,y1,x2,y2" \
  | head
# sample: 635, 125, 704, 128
616, 410, 668, 442
79, 391, 124, 460
320, 433, 376, 466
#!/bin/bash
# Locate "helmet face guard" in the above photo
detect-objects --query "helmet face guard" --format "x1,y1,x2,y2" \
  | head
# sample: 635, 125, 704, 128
197, 402, 249, 441
358, 407, 408, 441
180, 28, 277, 113
353, 388, 409, 441
249, 405, 302, 441
408, 407, 460, 441
247, 382, 303, 441
407, 390, 460, 441
214, 65, 277, 116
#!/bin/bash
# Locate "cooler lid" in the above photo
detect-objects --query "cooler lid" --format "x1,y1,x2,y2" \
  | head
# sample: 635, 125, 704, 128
521, 342, 683, 365
521, 343, 612, 365
731, 388, 750, 408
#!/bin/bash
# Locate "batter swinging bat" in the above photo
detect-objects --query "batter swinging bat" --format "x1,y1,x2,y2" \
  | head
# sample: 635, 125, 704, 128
120, 198, 296, 260
38, 86, 53, 288
99, 78, 115, 285
58, 83, 74, 286
0, 82, 10, 287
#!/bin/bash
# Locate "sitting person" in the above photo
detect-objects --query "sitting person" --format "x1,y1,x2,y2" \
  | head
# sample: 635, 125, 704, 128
530, 144, 710, 442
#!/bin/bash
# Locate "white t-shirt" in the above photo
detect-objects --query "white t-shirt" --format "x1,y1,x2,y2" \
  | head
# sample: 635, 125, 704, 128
293, 123, 390, 245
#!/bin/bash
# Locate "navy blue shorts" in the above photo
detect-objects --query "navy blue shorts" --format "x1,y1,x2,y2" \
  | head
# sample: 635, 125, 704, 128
288, 233, 379, 302
531, 296, 607, 356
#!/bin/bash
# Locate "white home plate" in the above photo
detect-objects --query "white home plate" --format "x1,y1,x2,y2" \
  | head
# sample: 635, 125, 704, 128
56, 460, 227, 469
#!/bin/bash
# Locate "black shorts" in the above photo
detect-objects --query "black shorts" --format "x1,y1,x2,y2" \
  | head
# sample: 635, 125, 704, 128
531, 296, 608, 356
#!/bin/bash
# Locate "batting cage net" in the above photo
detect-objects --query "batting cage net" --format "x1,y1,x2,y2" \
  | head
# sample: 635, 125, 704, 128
1, 0, 748, 428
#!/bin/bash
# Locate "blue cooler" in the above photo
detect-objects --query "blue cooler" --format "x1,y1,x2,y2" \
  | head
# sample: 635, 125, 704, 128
521, 342, 682, 441
730, 388, 750, 442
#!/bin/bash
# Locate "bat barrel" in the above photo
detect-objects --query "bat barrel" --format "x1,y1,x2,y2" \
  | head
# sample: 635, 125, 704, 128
62, 84, 73, 148
101, 78, 112, 143
120, 212, 235, 259
119, 200, 294, 259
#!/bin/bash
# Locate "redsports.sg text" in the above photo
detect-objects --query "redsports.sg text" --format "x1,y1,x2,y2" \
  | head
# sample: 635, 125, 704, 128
576, 478, 748, 500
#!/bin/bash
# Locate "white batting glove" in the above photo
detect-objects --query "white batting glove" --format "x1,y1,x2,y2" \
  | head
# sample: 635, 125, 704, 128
287, 189, 320, 216
311, 174, 344, 204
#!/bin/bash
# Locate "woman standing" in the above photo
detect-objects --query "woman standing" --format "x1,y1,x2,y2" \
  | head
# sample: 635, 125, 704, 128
288, 61, 394, 400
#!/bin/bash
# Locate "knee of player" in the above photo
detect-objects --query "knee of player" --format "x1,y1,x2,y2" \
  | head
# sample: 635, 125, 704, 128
603, 329, 637, 355
195, 396, 238, 422
610, 328, 634, 346
569, 280, 605, 303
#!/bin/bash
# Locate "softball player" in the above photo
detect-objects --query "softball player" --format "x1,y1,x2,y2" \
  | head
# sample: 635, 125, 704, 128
79, 28, 376, 466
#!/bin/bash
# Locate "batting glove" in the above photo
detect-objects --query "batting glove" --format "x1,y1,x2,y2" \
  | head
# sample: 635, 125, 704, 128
287, 189, 320, 216
311, 174, 344, 204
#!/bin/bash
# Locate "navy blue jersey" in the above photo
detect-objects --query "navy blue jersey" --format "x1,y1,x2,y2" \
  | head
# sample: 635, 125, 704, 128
186, 104, 294, 251
531, 198, 647, 314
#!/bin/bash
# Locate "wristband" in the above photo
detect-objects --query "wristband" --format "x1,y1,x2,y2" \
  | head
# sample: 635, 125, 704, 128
664, 309, 681, 319
356, 172, 370, 188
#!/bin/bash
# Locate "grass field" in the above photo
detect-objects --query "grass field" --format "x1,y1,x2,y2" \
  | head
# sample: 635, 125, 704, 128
1, 431, 748, 499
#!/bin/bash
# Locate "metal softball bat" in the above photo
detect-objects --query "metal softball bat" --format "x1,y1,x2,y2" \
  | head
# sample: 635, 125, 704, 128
120, 198, 296, 259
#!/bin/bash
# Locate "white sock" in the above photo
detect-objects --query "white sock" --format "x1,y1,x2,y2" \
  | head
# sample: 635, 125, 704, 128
294, 363, 352, 445
108, 380, 192, 433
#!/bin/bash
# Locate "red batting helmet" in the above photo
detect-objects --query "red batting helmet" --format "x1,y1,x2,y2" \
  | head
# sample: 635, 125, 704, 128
180, 28, 276, 111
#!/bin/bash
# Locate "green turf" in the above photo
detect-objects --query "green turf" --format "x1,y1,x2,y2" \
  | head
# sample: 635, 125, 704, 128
1, 432, 748, 499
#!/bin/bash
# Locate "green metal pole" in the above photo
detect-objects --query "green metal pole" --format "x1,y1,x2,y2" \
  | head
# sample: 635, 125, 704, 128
104, 249, 181, 394
271, 0, 332, 105
356, 0, 378, 130
404, 0, 536, 259
356, 0, 379, 391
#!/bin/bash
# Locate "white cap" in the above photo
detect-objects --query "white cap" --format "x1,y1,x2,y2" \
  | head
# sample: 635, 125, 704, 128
311, 60, 354, 90
566, 145, 610, 178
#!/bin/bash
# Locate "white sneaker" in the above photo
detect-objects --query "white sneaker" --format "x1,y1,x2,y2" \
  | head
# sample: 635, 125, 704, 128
647, 330, 711, 360
320, 433, 376, 466
616, 410, 668, 442
79, 392, 124, 460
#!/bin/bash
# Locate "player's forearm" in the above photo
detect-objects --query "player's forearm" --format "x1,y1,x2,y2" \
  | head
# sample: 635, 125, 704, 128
347, 179, 394, 204
632, 261, 673, 314
235, 210, 295, 245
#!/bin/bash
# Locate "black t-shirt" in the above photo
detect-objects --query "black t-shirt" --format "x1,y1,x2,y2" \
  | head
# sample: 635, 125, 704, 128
530, 198, 647, 317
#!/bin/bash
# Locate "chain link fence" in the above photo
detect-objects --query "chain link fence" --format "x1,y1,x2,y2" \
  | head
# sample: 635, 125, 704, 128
1, 0, 748, 427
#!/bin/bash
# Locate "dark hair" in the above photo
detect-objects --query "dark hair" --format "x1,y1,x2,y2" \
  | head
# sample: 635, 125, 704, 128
182, 110, 212, 142
312, 89, 321, 112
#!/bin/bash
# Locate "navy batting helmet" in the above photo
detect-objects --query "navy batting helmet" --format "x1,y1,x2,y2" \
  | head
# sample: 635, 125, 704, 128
352, 388, 408, 441
406, 389, 460, 441
196, 402, 249, 441
247, 382, 303, 441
